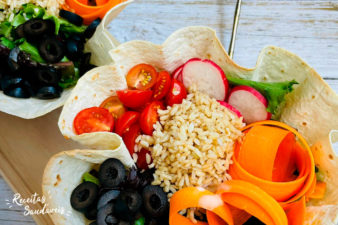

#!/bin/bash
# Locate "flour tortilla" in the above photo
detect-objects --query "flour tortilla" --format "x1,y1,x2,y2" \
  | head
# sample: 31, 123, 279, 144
42, 148, 134, 225
57, 26, 338, 224
0, 0, 133, 119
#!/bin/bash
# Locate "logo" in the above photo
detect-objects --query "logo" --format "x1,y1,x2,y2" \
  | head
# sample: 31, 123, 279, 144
5, 192, 71, 216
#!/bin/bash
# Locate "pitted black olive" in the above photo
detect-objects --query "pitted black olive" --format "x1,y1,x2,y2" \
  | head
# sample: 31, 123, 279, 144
0, 76, 23, 91
35, 86, 62, 99
70, 181, 99, 212
38, 37, 65, 63
59, 10, 83, 26
23, 19, 54, 39
79, 52, 92, 75
36, 67, 60, 85
8, 47, 21, 72
84, 18, 101, 39
14, 24, 25, 39
4, 87, 31, 98
66, 39, 84, 60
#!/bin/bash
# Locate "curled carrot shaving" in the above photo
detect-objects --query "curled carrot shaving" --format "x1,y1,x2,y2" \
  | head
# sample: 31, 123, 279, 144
308, 181, 326, 199
284, 196, 306, 225
169, 187, 233, 225
230, 120, 315, 205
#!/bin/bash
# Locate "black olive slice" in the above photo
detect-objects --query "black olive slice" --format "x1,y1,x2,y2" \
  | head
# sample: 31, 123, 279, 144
14, 23, 25, 39
97, 203, 114, 225
23, 19, 54, 39
1, 76, 22, 91
97, 190, 120, 210
35, 86, 61, 99
66, 39, 84, 60
99, 159, 126, 188
120, 190, 142, 213
105, 215, 119, 225
8, 47, 21, 72
36, 67, 60, 85
70, 181, 99, 212
4, 87, 31, 98
89, 221, 97, 225
142, 185, 168, 218
38, 37, 65, 63
59, 10, 83, 26
85, 205, 98, 220
0, 44, 11, 59
84, 18, 101, 39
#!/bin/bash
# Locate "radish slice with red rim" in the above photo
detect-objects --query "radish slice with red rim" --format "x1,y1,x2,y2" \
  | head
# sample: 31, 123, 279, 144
182, 58, 228, 100
172, 65, 183, 82
228, 85, 271, 124
218, 101, 243, 118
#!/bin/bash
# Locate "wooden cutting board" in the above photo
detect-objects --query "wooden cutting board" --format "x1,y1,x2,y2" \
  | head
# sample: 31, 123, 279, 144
0, 108, 82, 225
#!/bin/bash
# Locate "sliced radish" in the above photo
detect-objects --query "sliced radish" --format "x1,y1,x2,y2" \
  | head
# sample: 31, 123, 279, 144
182, 58, 228, 100
172, 65, 183, 82
218, 101, 243, 118
228, 86, 271, 124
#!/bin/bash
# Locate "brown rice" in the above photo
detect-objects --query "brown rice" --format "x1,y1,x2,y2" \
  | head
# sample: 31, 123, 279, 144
0, 0, 64, 22
136, 86, 244, 197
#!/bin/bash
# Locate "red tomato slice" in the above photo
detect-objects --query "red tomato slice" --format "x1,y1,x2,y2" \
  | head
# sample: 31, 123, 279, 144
137, 148, 152, 170
153, 71, 171, 101
122, 123, 141, 156
99, 96, 126, 119
166, 79, 187, 106
116, 90, 153, 109
140, 101, 164, 135
73, 107, 114, 135
126, 64, 158, 90
115, 111, 140, 136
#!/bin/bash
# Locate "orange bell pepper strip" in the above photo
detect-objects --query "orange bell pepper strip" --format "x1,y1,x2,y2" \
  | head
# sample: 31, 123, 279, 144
308, 181, 326, 199
217, 180, 288, 225
283, 196, 306, 225
169, 187, 234, 225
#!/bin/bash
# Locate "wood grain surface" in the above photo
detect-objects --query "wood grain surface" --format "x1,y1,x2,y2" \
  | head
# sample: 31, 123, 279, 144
0, 0, 337, 224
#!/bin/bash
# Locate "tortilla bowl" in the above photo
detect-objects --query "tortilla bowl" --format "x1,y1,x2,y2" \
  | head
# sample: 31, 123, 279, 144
0, 0, 132, 119
55, 26, 337, 224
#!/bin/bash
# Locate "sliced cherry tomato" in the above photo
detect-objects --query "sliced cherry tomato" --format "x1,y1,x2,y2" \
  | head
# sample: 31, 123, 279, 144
115, 111, 140, 136
73, 107, 114, 135
116, 89, 153, 108
99, 96, 126, 119
166, 79, 187, 106
122, 123, 141, 156
140, 101, 164, 135
137, 148, 152, 170
126, 64, 158, 90
153, 71, 171, 101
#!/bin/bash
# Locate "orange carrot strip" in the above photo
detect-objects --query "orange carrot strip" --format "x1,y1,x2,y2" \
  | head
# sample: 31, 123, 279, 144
308, 181, 326, 199
169, 187, 234, 225
217, 180, 288, 225
284, 196, 306, 225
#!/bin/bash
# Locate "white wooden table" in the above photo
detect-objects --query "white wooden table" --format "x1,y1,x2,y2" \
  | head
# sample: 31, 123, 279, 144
0, 0, 337, 224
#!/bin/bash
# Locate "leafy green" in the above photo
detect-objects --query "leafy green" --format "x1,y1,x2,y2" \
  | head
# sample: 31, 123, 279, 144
22, 3, 45, 19
11, 14, 26, 27
0, 21, 12, 38
227, 76, 298, 116
14, 38, 26, 45
43, 15, 86, 35
82, 172, 100, 185
19, 41, 45, 63
59, 67, 80, 89
135, 217, 145, 225
0, 37, 15, 49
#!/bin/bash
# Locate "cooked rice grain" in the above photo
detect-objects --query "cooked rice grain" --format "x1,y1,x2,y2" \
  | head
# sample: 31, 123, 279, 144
137, 86, 244, 196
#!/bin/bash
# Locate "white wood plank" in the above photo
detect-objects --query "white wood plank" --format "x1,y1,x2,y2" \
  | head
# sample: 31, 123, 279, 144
108, 0, 338, 79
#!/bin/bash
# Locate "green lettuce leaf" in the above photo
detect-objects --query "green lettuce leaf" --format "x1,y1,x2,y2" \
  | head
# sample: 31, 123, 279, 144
0, 37, 15, 49
82, 172, 100, 185
19, 41, 45, 63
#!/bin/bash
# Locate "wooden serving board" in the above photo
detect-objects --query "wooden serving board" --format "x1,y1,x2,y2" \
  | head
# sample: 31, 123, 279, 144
0, 108, 82, 225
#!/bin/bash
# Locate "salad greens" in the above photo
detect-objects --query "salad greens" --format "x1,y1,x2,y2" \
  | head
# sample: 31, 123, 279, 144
19, 41, 45, 63
82, 172, 100, 185
0, 37, 15, 49
227, 76, 298, 117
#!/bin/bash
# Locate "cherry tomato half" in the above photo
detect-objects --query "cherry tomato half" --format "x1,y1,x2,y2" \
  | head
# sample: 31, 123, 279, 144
115, 111, 140, 136
140, 101, 164, 135
153, 71, 171, 101
126, 64, 158, 90
116, 89, 153, 109
99, 96, 126, 119
122, 123, 141, 156
166, 79, 187, 106
137, 148, 153, 170
73, 107, 114, 135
